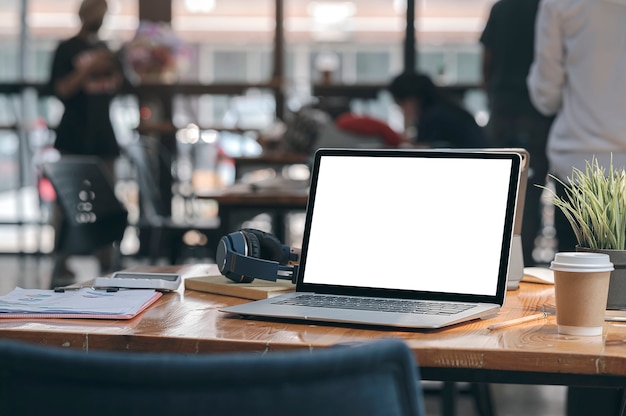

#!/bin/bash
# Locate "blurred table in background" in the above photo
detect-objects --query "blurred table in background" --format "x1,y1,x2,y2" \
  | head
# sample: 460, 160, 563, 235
231, 152, 310, 180
196, 182, 309, 243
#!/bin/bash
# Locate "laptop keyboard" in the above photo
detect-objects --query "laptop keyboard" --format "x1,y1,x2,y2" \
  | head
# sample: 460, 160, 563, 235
272, 294, 474, 316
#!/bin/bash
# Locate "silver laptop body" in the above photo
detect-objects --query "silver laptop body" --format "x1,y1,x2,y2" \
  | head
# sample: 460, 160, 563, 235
496, 149, 529, 290
221, 148, 522, 329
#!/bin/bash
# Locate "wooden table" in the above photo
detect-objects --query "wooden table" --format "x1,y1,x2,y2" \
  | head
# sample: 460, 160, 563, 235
197, 184, 309, 243
232, 153, 310, 180
1, 264, 626, 390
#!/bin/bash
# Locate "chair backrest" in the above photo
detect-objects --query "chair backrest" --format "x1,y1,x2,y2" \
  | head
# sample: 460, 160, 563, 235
0, 338, 425, 416
123, 139, 169, 225
43, 156, 128, 255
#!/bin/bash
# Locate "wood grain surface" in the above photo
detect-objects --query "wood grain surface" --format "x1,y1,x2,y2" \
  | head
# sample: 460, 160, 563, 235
2, 263, 626, 382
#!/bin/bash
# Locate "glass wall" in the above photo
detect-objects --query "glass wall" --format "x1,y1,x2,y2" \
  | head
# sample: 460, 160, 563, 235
0, 0, 496, 252
0, 0, 22, 173
2, 0, 495, 128
172, 0, 493, 129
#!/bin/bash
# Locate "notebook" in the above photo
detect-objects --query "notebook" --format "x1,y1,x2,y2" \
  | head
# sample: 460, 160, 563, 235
221, 148, 521, 329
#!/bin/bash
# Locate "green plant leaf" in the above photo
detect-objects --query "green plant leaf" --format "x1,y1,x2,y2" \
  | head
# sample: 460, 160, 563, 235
537, 156, 626, 250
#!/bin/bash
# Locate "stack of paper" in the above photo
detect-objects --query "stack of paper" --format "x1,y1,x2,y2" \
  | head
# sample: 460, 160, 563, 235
0, 287, 162, 319
522, 267, 555, 285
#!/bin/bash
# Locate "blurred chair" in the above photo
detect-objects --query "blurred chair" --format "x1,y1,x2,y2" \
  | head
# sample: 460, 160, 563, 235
122, 138, 220, 264
0, 338, 425, 416
43, 156, 128, 285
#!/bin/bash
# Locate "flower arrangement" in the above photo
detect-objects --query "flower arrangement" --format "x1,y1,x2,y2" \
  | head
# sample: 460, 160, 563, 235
546, 156, 626, 250
123, 21, 190, 84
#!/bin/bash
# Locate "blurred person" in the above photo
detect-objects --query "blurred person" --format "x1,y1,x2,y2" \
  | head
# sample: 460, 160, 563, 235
48, 0, 123, 282
527, 0, 626, 254
388, 72, 489, 148
334, 113, 406, 148
480, 0, 554, 266
528, 1, 626, 414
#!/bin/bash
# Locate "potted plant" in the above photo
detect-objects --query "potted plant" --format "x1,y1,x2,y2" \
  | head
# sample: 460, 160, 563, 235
545, 156, 626, 309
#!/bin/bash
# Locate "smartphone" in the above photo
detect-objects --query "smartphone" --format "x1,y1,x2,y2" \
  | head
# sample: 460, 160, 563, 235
94, 272, 182, 291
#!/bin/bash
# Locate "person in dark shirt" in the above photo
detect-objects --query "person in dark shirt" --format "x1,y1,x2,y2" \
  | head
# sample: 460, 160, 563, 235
48, 0, 123, 282
49, 0, 122, 160
480, 0, 553, 267
388, 71, 489, 149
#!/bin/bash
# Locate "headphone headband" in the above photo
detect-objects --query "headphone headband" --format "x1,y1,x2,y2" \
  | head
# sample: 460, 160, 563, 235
216, 230, 299, 284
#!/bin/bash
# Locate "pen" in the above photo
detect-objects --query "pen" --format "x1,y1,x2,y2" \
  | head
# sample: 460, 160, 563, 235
487, 312, 548, 330
54, 286, 119, 293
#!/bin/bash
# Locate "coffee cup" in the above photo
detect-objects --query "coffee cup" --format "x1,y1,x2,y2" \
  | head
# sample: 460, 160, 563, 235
550, 252, 614, 336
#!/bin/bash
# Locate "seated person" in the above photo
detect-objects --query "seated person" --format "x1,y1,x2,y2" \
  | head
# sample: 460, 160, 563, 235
281, 107, 393, 154
388, 71, 489, 148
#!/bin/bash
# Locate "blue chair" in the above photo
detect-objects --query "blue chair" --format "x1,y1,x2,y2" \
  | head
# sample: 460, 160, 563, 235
0, 338, 425, 416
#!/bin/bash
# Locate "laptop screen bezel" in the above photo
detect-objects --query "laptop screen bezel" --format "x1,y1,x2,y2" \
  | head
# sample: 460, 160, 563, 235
295, 148, 521, 306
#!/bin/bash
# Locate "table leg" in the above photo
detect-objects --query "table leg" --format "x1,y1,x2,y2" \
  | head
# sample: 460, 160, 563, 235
272, 211, 287, 243
218, 207, 232, 238
442, 381, 456, 416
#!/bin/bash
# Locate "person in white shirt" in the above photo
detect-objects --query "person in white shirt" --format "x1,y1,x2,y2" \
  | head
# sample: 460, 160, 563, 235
527, 1, 626, 414
528, 0, 626, 252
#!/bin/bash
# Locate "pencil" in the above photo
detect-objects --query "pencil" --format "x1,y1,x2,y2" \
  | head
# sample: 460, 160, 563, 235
487, 312, 548, 330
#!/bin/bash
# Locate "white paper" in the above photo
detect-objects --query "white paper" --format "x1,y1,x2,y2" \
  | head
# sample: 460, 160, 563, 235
522, 267, 555, 285
0, 287, 158, 315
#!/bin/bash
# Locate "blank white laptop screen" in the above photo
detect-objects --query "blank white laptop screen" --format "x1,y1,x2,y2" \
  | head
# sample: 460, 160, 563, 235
302, 155, 513, 296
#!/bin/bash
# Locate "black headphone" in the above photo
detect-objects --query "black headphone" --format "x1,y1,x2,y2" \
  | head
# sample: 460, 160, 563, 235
216, 228, 300, 284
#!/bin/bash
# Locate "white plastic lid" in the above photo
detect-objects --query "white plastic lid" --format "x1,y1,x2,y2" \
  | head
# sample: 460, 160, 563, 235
550, 252, 614, 273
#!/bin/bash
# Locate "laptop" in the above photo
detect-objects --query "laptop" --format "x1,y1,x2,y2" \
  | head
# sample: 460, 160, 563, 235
221, 148, 522, 329
479, 148, 529, 290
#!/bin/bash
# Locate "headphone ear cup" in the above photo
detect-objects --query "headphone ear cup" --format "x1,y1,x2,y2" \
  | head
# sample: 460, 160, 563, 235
242, 228, 288, 264
241, 229, 261, 259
